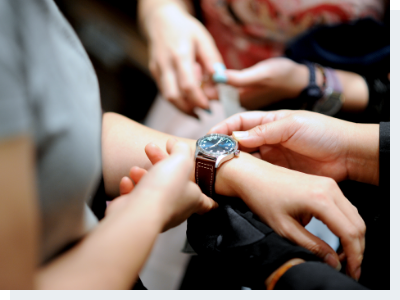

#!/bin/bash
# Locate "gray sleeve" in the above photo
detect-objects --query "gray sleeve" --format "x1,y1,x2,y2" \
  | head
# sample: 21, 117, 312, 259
0, 1, 31, 140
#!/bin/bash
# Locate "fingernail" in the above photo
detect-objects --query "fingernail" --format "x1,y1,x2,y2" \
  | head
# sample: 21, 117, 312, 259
354, 267, 361, 281
212, 72, 227, 83
213, 62, 226, 73
232, 131, 249, 140
324, 253, 342, 271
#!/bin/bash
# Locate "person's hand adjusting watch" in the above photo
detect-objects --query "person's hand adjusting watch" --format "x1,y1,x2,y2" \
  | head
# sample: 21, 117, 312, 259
194, 133, 240, 197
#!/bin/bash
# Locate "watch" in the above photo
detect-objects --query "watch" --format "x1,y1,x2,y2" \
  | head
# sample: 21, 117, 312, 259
312, 67, 344, 116
194, 133, 240, 198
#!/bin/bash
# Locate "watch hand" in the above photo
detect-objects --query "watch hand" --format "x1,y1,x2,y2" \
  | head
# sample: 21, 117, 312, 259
209, 138, 223, 149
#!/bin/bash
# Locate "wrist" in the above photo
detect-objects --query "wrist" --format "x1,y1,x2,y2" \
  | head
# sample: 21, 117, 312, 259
346, 123, 379, 185
215, 152, 273, 198
141, 2, 190, 38
336, 70, 369, 112
290, 63, 310, 98
125, 190, 169, 232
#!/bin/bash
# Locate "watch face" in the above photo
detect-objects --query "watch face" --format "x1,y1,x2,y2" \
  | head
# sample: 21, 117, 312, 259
197, 134, 237, 157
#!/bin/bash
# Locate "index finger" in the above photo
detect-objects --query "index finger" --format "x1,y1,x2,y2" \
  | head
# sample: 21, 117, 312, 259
208, 111, 276, 135
176, 54, 209, 110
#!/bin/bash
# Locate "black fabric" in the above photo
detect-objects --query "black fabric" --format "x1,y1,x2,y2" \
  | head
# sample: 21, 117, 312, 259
91, 175, 108, 220
186, 195, 319, 289
380, 122, 390, 192
285, 18, 389, 78
275, 262, 367, 290
132, 277, 147, 290
262, 17, 390, 124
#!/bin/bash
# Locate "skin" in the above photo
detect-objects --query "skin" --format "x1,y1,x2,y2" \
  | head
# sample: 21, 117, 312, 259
0, 132, 215, 290
210, 109, 380, 280
208, 57, 369, 111
0, 112, 366, 288
138, 0, 223, 115
139, 2, 368, 114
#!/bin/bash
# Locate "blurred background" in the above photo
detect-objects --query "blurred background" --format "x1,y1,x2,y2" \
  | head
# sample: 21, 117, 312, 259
55, 0, 157, 122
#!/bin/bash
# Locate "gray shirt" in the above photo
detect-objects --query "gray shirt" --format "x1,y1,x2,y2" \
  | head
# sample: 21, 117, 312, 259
0, 0, 101, 263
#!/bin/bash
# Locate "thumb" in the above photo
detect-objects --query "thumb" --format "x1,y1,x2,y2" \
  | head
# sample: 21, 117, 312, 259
232, 117, 294, 148
282, 218, 342, 271
223, 63, 271, 87
194, 189, 219, 215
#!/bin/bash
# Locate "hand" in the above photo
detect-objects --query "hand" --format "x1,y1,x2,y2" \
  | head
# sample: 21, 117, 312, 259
211, 58, 311, 110
143, 4, 223, 115
224, 153, 365, 281
141, 138, 366, 281
209, 110, 379, 185
107, 139, 218, 231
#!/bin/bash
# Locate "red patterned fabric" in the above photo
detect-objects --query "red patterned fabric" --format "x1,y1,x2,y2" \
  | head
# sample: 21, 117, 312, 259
201, 0, 384, 69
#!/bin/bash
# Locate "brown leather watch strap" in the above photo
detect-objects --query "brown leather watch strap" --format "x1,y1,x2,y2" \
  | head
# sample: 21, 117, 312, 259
195, 156, 216, 198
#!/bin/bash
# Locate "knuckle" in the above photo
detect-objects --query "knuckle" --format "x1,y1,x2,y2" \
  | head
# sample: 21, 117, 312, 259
180, 81, 196, 94
253, 125, 269, 142
304, 242, 325, 258
321, 177, 337, 190
310, 188, 329, 204
346, 227, 359, 240
166, 94, 179, 105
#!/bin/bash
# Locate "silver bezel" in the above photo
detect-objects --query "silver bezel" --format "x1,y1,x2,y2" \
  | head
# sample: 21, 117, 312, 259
195, 133, 239, 168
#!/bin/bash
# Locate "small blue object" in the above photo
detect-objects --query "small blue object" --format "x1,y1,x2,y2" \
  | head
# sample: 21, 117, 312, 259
213, 62, 226, 73
212, 72, 227, 83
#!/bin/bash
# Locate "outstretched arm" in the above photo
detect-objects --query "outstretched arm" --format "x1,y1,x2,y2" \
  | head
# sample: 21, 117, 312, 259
107, 118, 366, 281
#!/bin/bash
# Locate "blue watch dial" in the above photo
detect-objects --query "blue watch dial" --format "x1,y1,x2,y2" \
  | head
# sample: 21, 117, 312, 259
198, 134, 236, 156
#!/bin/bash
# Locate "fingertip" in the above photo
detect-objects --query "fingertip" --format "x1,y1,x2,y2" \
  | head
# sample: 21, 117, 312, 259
166, 138, 179, 154
323, 253, 342, 271
197, 195, 219, 215
119, 176, 134, 195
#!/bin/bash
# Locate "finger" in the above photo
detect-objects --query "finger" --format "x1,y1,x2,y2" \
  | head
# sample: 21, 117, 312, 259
278, 217, 342, 271
128, 166, 147, 185
232, 116, 297, 148
330, 189, 366, 264
311, 200, 364, 280
145, 143, 169, 165
166, 138, 179, 155
187, 182, 219, 215
119, 176, 134, 195
224, 68, 267, 87
177, 58, 209, 110
208, 111, 270, 135
195, 33, 224, 75
160, 66, 194, 114
202, 81, 219, 100
223, 60, 276, 87
208, 110, 293, 135
195, 193, 219, 215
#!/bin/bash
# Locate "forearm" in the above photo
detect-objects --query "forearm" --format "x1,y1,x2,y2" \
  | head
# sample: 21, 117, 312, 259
102, 112, 195, 196
313, 67, 369, 112
346, 123, 380, 185
138, 0, 192, 37
36, 195, 164, 289
102, 112, 247, 199
335, 70, 369, 112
